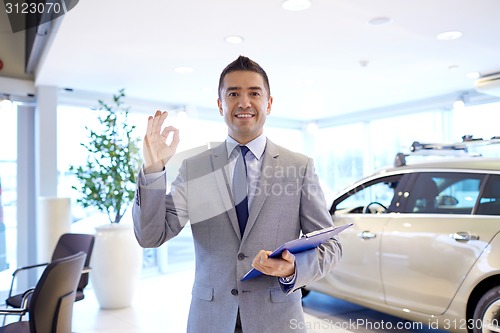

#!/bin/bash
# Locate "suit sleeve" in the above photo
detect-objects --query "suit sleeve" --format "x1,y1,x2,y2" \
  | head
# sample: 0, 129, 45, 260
284, 158, 343, 294
132, 162, 190, 248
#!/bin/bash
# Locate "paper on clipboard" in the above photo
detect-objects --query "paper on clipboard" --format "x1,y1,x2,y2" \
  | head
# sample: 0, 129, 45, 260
241, 223, 353, 281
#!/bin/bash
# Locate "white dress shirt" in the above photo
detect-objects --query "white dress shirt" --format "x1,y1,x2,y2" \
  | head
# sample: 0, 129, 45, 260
225, 134, 266, 211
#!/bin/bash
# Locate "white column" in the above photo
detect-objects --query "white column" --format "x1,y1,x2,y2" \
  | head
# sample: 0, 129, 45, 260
35, 86, 62, 265
17, 104, 37, 288
35, 85, 58, 197
37, 197, 71, 262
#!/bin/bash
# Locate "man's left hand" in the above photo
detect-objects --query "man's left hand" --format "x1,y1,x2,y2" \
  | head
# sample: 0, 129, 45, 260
251, 249, 295, 278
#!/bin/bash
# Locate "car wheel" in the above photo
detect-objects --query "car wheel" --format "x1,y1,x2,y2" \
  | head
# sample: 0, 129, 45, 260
472, 285, 500, 333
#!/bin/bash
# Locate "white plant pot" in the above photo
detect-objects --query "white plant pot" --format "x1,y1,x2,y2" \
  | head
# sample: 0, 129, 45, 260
91, 223, 143, 309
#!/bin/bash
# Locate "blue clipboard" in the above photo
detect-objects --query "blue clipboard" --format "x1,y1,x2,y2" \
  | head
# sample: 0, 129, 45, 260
241, 223, 353, 281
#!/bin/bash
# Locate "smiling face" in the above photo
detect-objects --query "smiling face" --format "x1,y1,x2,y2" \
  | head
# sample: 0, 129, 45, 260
217, 70, 273, 144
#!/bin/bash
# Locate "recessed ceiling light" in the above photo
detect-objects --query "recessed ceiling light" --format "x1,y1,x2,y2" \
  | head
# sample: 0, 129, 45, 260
0, 97, 13, 111
282, 0, 311, 11
305, 121, 318, 134
368, 17, 393, 26
466, 71, 481, 79
453, 99, 465, 109
174, 67, 194, 74
436, 31, 463, 40
225, 35, 244, 44
359, 60, 369, 68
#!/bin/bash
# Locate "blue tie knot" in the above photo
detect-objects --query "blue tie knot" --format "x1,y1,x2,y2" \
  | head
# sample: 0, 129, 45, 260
239, 145, 250, 157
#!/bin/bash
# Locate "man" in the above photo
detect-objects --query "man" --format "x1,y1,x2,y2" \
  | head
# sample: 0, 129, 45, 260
133, 56, 342, 333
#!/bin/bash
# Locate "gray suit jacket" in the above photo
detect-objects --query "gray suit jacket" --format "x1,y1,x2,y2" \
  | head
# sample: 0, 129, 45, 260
133, 139, 342, 333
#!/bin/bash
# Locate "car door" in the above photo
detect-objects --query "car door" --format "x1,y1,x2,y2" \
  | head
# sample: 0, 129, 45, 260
322, 174, 405, 304
381, 171, 498, 315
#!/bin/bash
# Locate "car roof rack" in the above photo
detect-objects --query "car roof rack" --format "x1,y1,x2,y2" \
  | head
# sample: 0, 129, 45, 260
394, 135, 500, 167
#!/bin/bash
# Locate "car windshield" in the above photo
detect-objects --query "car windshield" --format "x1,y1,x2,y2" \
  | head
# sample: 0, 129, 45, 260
334, 175, 403, 213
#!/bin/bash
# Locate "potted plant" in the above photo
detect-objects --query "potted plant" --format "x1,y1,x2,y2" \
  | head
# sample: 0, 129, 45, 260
70, 88, 140, 223
70, 89, 143, 309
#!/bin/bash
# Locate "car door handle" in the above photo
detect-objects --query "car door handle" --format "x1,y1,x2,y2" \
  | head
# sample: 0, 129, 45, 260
450, 232, 479, 242
358, 231, 376, 239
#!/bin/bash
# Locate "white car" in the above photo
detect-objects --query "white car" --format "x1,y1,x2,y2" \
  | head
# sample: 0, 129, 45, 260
305, 146, 500, 333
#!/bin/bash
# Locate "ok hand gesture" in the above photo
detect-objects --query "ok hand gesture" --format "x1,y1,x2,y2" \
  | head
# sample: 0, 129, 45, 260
143, 110, 180, 173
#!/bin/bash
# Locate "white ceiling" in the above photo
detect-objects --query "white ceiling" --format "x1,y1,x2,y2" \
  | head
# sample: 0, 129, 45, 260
33, 0, 500, 121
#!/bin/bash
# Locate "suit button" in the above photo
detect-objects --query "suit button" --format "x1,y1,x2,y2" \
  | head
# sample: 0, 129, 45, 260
237, 253, 245, 260
231, 289, 238, 296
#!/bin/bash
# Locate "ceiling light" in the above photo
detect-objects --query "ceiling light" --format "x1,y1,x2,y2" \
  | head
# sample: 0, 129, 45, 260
177, 110, 188, 121
453, 93, 468, 109
436, 31, 463, 40
174, 67, 194, 74
466, 71, 481, 79
282, 0, 311, 11
453, 99, 465, 109
368, 17, 393, 26
305, 121, 318, 134
225, 35, 244, 44
0, 95, 13, 111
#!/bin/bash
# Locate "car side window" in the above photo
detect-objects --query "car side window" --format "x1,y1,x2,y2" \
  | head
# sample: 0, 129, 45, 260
476, 175, 500, 216
333, 175, 403, 213
404, 172, 484, 214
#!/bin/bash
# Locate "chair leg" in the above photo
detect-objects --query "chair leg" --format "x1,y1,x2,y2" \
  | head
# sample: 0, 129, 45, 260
1, 310, 26, 325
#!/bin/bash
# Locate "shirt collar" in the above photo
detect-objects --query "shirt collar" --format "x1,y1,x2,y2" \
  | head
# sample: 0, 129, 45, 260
226, 134, 266, 160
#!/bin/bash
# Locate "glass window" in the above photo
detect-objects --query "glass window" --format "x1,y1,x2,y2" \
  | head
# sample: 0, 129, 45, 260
369, 110, 446, 170
477, 175, 500, 216
453, 101, 500, 136
315, 123, 366, 204
313, 110, 448, 205
0, 102, 18, 294
333, 174, 403, 214
266, 127, 304, 153
57, 105, 146, 222
403, 173, 484, 214
451, 102, 500, 158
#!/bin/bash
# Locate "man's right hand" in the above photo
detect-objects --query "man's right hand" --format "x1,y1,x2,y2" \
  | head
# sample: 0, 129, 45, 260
143, 110, 180, 174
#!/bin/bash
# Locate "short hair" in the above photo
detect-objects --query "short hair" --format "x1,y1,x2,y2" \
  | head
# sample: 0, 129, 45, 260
218, 55, 271, 99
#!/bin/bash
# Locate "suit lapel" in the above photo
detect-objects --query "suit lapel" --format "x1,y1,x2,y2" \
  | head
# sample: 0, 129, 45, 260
242, 139, 279, 242
211, 142, 242, 239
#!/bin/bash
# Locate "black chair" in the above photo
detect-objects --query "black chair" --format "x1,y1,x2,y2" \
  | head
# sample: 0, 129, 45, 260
0, 251, 86, 333
5, 233, 95, 312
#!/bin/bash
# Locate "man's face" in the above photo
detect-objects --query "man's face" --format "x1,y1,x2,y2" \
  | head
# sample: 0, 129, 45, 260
217, 70, 273, 144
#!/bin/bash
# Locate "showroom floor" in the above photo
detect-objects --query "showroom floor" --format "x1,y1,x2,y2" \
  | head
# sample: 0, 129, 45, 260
65, 226, 447, 333
69, 268, 446, 333
71, 268, 351, 333
0, 228, 448, 332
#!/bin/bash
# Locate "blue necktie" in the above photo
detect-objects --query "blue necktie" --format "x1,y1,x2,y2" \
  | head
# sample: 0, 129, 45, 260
233, 145, 250, 237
